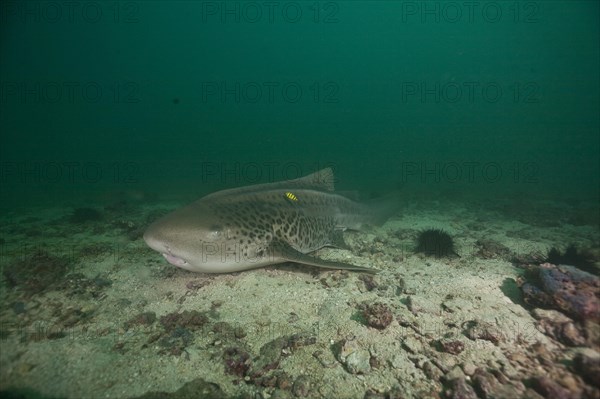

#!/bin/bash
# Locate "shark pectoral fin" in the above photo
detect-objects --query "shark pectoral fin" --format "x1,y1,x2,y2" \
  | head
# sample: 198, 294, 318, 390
328, 230, 352, 251
269, 240, 379, 274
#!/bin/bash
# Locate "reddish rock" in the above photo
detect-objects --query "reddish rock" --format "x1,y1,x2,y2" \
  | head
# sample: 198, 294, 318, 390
362, 302, 393, 330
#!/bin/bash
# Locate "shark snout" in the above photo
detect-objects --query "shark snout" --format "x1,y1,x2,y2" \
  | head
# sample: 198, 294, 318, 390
143, 227, 190, 268
143, 229, 166, 253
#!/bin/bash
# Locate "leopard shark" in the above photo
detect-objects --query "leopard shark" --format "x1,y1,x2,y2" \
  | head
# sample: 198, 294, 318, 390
143, 168, 398, 273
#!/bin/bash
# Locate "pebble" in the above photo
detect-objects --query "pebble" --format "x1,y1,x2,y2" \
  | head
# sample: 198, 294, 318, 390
338, 339, 360, 359
445, 366, 466, 382
401, 336, 423, 354
560, 322, 586, 346
390, 354, 408, 370
464, 320, 503, 345
345, 349, 371, 374
583, 319, 600, 346
445, 376, 478, 399
573, 348, 600, 387
462, 362, 477, 376
422, 361, 443, 380
438, 339, 465, 355
531, 342, 554, 365
362, 302, 393, 329
557, 373, 579, 392
472, 368, 499, 398
292, 375, 311, 397
532, 308, 572, 323
531, 376, 575, 399
507, 351, 530, 367
338, 339, 371, 374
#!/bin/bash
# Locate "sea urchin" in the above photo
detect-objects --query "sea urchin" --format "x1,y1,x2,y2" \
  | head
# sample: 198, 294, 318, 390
546, 243, 597, 275
415, 228, 459, 258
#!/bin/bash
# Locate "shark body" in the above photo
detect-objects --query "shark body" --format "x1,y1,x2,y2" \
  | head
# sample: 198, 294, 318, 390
143, 168, 396, 273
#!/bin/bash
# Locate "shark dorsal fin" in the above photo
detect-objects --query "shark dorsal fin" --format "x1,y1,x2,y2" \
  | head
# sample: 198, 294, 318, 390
287, 167, 334, 191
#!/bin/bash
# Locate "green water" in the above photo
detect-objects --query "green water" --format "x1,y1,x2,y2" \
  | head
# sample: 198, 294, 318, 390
0, 3, 599, 398
1, 1, 598, 207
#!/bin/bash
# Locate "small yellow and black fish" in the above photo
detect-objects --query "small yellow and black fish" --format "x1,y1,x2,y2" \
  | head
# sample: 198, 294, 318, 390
285, 191, 298, 203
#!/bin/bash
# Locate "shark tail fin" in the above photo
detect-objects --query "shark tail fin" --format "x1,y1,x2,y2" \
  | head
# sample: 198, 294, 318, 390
364, 190, 402, 226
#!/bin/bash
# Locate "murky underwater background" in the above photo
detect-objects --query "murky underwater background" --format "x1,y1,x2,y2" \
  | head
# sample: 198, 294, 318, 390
1, 1, 598, 206
0, 1, 598, 399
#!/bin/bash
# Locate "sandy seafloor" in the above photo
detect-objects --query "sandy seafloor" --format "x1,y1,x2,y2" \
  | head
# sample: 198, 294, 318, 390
0, 194, 598, 399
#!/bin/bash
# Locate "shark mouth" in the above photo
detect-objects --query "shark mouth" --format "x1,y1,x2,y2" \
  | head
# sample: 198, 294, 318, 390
162, 253, 188, 267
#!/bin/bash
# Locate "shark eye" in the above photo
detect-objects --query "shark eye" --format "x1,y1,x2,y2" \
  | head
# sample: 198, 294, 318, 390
209, 224, 223, 238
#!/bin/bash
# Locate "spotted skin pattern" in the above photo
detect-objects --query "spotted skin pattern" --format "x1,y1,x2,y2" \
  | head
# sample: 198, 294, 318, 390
206, 189, 368, 259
